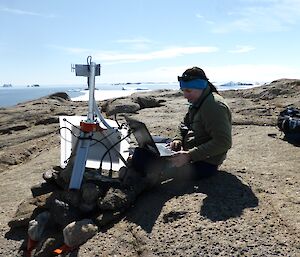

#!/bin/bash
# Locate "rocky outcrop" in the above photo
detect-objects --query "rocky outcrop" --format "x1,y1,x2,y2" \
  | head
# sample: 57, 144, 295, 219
1, 80, 300, 257
8, 163, 152, 256
222, 79, 300, 100
100, 93, 166, 116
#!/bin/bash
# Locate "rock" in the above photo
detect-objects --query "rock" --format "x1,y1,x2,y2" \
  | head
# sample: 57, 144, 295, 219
62, 219, 98, 247
93, 211, 123, 227
57, 154, 76, 186
42, 169, 65, 189
50, 199, 81, 227
162, 211, 187, 223
8, 209, 35, 229
53, 174, 68, 190
2, 81, 300, 256
132, 96, 161, 109
59, 190, 81, 208
79, 184, 98, 214
35, 117, 58, 125
42, 170, 56, 181
81, 183, 100, 205
79, 203, 96, 213
33, 230, 64, 257
28, 211, 51, 241
31, 182, 58, 197
105, 98, 140, 116
0, 154, 18, 165
97, 188, 136, 211
8, 195, 50, 228
0, 124, 28, 134
48, 92, 70, 101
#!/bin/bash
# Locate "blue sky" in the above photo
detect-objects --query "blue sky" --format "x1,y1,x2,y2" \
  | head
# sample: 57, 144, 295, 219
0, 0, 299, 86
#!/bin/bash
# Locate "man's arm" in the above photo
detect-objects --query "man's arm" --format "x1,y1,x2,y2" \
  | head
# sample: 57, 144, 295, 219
188, 103, 232, 162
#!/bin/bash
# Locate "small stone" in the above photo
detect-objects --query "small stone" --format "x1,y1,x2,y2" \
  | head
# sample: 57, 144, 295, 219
31, 182, 58, 197
50, 199, 81, 227
28, 211, 51, 241
8, 195, 49, 228
79, 202, 96, 213
81, 183, 100, 204
93, 211, 123, 228
63, 219, 98, 247
60, 190, 81, 208
33, 230, 64, 257
42, 170, 56, 181
97, 188, 135, 211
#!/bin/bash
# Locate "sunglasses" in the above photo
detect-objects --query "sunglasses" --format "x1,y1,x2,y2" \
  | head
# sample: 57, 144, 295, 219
181, 88, 193, 93
177, 75, 202, 82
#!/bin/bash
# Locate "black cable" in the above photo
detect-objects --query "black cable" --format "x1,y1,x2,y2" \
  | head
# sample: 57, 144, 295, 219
58, 119, 114, 167
59, 117, 131, 173
63, 118, 81, 131
62, 118, 115, 146
99, 130, 132, 174
57, 126, 80, 143
114, 113, 122, 129
59, 131, 112, 166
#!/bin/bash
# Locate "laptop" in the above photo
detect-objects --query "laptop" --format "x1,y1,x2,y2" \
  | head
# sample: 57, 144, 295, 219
125, 116, 175, 157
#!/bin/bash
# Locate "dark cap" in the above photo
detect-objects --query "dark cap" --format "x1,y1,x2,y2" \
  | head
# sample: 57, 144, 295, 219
182, 67, 208, 81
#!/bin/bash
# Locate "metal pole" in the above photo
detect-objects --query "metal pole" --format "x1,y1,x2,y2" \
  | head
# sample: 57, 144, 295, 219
87, 62, 96, 122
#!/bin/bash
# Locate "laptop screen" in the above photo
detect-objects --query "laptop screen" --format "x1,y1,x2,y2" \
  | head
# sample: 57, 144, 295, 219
125, 117, 160, 156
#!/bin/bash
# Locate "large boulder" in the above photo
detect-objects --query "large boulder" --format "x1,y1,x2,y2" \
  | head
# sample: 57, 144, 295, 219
48, 92, 70, 101
132, 95, 162, 108
105, 98, 140, 116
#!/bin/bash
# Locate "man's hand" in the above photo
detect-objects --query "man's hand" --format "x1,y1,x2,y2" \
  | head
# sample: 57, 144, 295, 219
170, 140, 182, 151
169, 151, 191, 167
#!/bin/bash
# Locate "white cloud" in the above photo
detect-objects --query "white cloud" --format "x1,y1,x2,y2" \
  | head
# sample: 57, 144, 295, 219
228, 45, 255, 53
103, 64, 300, 84
48, 45, 219, 64
196, 13, 215, 25
46, 44, 90, 54
96, 46, 219, 64
0, 6, 54, 18
212, 0, 300, 33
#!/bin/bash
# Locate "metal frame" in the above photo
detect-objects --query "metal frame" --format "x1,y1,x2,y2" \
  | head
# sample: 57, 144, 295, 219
68, 56, 124, 190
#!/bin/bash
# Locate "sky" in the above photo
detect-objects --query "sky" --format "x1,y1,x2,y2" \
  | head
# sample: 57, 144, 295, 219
0, 0, 299, 86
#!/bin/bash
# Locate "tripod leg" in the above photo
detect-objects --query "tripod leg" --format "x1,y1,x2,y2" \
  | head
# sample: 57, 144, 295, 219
69, 136, 91, 190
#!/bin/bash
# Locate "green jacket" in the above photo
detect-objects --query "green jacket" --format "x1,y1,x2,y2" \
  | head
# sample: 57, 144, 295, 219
174, 87, 232, 165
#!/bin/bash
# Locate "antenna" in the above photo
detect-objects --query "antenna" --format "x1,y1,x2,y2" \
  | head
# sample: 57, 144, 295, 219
68, 57, 108, 190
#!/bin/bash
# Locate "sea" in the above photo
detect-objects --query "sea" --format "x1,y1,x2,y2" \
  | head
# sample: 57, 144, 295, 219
0, 82, 261, 108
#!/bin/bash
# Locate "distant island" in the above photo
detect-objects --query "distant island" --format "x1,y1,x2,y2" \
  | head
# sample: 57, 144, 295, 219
110, 82, 170, 86
219, 81, 254, 86
27, 84, 40, 87
111, 82, 142, 86
2, 84, 12, 87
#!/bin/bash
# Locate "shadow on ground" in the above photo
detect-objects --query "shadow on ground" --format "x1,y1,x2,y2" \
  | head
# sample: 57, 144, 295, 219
4, 171, 258, 255
126, 170, 258, 233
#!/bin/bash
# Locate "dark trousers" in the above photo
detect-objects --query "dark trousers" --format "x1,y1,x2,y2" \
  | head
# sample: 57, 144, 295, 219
131, 147, 218, 182
168, 161, 218, 180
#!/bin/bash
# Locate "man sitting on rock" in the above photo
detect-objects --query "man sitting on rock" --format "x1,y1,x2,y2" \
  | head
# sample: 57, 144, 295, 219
127, 67, 232, 185
167, 67, 232, 179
